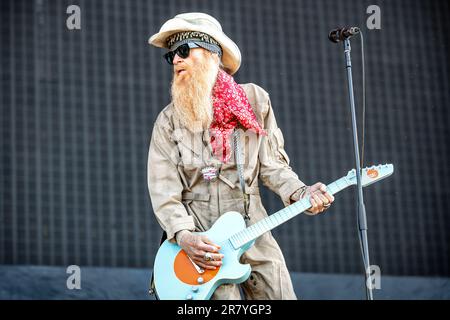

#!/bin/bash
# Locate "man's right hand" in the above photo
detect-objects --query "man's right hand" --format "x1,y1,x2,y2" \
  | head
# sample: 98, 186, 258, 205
175, 230, 224, 270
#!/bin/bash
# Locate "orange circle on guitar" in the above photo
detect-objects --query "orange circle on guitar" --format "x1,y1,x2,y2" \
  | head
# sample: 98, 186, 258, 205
174, 250, 220, 285
367, 169, 379, 179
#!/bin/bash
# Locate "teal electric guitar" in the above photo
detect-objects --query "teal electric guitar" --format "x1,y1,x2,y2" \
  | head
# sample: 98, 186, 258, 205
153, 164, 394, 300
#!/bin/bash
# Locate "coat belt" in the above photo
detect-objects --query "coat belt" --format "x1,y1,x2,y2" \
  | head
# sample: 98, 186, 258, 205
181, 186, 259, 202
181, 192, 210, 201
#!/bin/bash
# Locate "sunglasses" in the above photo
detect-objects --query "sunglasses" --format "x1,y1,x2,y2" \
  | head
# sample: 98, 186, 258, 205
164, 43, 200, 65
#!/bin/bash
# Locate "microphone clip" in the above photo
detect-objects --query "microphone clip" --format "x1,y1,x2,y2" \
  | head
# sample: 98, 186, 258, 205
329, 27, 360, 43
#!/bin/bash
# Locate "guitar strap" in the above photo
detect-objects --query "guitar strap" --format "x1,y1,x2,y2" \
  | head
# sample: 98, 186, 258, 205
233, 129, 250, 220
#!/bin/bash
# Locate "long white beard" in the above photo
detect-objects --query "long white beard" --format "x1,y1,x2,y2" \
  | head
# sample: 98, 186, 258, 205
171, 54, 219, 133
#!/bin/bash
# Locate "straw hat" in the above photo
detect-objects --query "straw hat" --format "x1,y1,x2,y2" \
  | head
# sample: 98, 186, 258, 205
149, 12, 241, 75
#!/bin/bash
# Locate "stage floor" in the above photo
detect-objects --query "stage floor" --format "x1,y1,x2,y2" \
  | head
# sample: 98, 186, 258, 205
0, 265, 448, 300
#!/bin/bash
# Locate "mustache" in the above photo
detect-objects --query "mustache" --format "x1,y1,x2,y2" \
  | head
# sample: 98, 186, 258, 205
174, 64, 190, 76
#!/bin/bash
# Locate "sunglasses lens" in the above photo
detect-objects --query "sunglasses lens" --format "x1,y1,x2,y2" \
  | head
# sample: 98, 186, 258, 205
164, 51, 174, 65
176, 44, 190, 59
163, 43, 196, 65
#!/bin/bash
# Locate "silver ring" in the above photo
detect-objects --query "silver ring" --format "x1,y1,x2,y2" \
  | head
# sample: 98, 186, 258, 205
204, 252, 212, 262
323, 203, 331, 208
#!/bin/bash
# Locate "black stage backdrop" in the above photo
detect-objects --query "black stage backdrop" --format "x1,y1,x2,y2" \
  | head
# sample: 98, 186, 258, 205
1, 0, 449, 277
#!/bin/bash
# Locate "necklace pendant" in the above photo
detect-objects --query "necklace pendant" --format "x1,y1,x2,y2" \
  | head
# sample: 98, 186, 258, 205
201, 166, 218, 182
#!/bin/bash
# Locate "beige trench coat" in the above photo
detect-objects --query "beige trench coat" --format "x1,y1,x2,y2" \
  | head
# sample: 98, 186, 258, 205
147, 83, 306, 299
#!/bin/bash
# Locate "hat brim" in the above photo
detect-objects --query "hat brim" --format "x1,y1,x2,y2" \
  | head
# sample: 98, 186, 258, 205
149, 17, 241, 75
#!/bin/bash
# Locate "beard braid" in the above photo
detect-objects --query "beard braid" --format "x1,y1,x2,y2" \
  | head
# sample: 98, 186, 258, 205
171, 52, 219, 133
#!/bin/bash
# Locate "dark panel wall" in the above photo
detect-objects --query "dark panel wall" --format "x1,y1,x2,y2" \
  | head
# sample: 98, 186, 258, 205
1, 0, 449, 276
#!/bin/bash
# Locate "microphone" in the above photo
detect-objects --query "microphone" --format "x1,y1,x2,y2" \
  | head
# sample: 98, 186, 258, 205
328, 27, 360, 43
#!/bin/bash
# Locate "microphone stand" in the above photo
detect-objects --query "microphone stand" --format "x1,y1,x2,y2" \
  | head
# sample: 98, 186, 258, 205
343, 38, 374, 300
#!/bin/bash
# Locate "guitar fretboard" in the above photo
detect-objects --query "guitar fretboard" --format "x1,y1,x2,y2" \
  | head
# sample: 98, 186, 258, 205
228, 176, 350, 249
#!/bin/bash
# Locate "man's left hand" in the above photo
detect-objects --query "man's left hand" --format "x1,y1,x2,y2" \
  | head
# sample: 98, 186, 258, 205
292, 182, 335, 215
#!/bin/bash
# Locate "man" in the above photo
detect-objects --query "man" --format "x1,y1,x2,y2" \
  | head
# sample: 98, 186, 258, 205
147, 12, 334, 300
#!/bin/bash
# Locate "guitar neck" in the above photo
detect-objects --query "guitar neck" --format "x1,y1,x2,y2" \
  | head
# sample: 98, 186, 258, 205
228, 176, 351, 249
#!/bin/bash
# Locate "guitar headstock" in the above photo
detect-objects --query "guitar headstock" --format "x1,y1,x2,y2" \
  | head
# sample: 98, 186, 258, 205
346, 164, 394, 187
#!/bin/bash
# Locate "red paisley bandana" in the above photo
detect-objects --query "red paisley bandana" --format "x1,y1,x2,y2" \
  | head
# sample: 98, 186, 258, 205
210, 70, 267, 163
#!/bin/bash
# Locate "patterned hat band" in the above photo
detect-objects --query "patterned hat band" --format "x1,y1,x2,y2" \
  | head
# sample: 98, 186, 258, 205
167, 31, 223, 56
